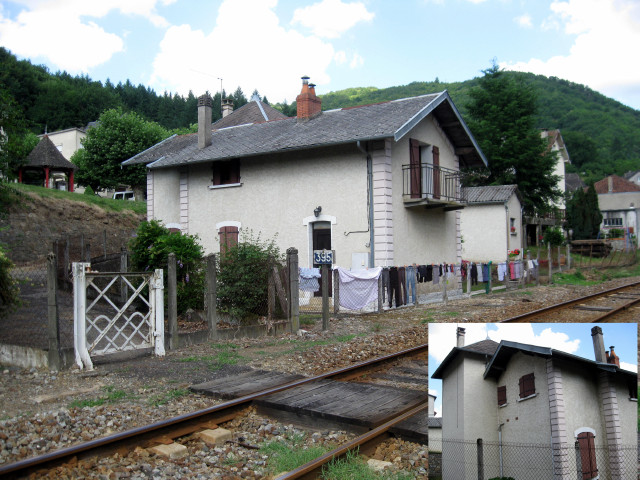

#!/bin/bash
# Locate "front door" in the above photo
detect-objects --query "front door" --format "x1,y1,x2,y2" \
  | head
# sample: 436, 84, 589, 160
312, 222, 332, 297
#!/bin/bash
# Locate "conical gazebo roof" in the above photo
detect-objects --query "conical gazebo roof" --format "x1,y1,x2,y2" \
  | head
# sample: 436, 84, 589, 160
24, 135, 76, 170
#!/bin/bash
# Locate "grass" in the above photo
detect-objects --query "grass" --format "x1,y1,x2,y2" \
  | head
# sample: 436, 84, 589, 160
175, 343, 245, 371
148, 388, 190, 407
321, 449, 415, 480
260, 434, 329, 474
552, 270, 600, 286
2, 182, 146, 215
300, 314, 320, 326
280, 334, 357, 354
421, 314, 436, 324
68, 386, 131, 408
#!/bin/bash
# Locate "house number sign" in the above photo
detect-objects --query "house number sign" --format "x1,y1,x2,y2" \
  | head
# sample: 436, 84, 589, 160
313, 250, 334, 265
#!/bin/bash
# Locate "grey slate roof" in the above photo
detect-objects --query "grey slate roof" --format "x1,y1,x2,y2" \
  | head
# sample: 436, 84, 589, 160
212, 99, 288, 130
24, 135, 76, 170
123, 91, 487, 170
564, 173, 586, 192
462, 185, 520, 204
428, 417, 442, 428
431, 339, 499, 379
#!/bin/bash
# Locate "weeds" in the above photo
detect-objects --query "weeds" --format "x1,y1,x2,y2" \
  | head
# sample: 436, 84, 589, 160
68, 386, 131, 409
260, 433, 329, 474
148, 388, 190, 407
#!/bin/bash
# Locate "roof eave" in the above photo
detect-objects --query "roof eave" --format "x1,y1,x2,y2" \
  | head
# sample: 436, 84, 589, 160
122, 134, 178, 166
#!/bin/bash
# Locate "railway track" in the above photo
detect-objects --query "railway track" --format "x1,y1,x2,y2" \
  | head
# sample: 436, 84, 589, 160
0, 344, 427, 479
501, 280, 640, 322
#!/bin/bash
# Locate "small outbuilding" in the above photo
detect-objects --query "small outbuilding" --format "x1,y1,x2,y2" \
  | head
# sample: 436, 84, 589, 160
19, 135, 76, 191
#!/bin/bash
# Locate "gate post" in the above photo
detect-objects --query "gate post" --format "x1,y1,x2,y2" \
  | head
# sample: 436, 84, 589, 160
167, 253, 178, 350
47, 253, 62, 371
476, 438, 484, 480
287, 248, 299, 333
73, 262, 93, 370
321, 264, 329, 331
152, 269, 165, 357
206, 254, 219, 339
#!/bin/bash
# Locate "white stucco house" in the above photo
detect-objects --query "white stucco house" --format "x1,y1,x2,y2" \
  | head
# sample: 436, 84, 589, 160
122, 77, 487, 270
594, 174, 640, 240
38, 127, 86, 161
459, 184, 522, 262
431, 326, 637, 480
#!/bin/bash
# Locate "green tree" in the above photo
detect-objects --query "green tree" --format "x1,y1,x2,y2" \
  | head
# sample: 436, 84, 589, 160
464, 64, 561, 215
565, 184, 603, 240
0, 88, 39, 179
72, 108, 169, 191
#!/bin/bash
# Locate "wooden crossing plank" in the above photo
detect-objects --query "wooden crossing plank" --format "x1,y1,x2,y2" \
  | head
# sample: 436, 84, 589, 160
190, 370, 305, 399
573, 305, 613, 312
369, 373, 427, 385
390, 410, 429, 444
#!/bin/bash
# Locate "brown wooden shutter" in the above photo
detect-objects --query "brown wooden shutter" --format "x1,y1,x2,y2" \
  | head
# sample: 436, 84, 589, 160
497, 386, 507, 405
409, 138, 421, 198
577, 432, 598, 479
219, 226, 239, 254
432, 145, 440, 199
230, 160, 240, 184
519, 373, 535, 398
212, 163, 221, 186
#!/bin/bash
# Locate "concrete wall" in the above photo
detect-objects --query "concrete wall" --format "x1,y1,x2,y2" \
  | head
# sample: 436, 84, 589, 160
460, 203, 507, 262
598, 191, 640, 236
41, 128, 85, 161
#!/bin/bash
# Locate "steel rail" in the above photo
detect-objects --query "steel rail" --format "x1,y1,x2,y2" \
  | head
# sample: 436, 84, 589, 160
275, 402, 428, 480
589, 295, 640, 322
0, 344, 427, 479
499, 281, 640, 323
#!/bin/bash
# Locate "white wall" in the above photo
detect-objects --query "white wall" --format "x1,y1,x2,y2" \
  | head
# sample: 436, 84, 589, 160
41, 128, 85, 161
460, 203, 507, 262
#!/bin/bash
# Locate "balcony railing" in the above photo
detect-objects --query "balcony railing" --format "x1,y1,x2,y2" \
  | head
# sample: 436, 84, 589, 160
402, 163, 465, 206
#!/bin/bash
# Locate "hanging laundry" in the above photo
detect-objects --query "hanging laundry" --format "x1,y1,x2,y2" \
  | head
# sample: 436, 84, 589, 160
497, 263, 507, 281
477, 264, 484, 282
482, 264, 490, 283
470, 263, 478, 285
398, 267, 407, 306
509, 262, 516, 280
381, 267, 390, 304
389, 266, 402, 308
426, 265, 433, 282
299, 267, 321, 292
433, 265, 440, 285
336, 266, 382, 310
405, 265, 417, 304
417, 265, 428, 283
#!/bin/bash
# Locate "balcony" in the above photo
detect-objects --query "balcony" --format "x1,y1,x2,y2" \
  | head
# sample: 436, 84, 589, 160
402, 163, 466, 210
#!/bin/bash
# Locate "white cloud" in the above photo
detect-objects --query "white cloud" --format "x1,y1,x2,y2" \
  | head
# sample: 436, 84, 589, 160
514, 13, 533, 28
149, 0, 351, 102
291, 0, 374, 39
0, 0, 170, 72
620, 361, 637, 373
502, 0, 640, 107
429, 388, 438, 396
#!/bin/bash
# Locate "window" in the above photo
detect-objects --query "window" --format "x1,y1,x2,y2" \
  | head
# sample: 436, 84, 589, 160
603, 217, 623, 227
629, 379, 638, 400
576, 431, 598, 480
211, 160, 240, 186
219, 226, 239, 254
497, 386, 507, 406
518, 373, 535, 399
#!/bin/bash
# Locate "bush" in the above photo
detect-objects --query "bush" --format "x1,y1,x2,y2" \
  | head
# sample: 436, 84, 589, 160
606, 228, 625, 239
543, 227, 564, 246
217, 230, 283, 322
83, 185, 95, 196
129, 220, 204, 314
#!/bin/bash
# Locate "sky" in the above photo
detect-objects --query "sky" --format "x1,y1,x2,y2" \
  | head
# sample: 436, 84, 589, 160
1, 0, 639, 110
428, 323, 638, 418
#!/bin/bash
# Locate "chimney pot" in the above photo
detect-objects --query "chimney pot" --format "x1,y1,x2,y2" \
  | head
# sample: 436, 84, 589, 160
456, 327, 466, 348
591, 326, 606, 363
296, 76, 322, 121
608, 346, 620, 367
222, 98, 234, 118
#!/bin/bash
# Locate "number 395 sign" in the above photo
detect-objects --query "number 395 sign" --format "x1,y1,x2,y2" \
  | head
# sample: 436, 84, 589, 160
313, 250, 334, 265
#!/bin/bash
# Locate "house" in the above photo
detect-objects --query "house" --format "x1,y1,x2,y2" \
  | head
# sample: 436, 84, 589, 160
19, 135, 76, 191
523, 129, 571, 247
428, 392, 442, 453
623, 170, 640, 187
123, 77, 487, 270
565, 172, 586, 193
37, 127, 86, 161
459, 184, 522, 262
594, 174, 640, 238
431, 326, 637, 480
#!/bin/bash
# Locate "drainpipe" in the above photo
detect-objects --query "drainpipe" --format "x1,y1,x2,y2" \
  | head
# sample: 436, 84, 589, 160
498, 423, 504, 477
353, 140, 374, 268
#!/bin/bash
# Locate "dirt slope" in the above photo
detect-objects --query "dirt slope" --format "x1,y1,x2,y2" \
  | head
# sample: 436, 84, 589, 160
0, 191, 145, 264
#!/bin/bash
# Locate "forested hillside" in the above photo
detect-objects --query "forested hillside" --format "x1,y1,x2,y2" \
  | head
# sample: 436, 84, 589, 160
1, 47, 639, 184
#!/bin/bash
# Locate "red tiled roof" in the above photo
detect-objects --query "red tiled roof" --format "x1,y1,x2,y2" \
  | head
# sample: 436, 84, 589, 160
594, 175, 640, 194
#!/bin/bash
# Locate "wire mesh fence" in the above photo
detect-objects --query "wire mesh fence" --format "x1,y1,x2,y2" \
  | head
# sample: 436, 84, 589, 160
434, 438, 638, 480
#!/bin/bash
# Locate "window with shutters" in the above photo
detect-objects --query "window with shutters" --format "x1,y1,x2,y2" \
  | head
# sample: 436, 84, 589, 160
497, 385, 507, 406
629, 379, 638, 401
518, 373, 535, 399
576, 431, 598, 480
211, 160, 240, 187
219, 226, 239, 254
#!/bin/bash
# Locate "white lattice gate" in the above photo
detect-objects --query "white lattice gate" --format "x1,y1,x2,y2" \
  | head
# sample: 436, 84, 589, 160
73, 263, 165, 370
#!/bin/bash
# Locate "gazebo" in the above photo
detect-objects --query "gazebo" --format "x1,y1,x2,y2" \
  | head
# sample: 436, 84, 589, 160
19, 135, 76, 192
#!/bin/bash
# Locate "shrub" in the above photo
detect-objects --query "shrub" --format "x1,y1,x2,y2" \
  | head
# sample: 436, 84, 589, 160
217, 230, 283, 322
129, 220, 205, 314
606, 228, 625, 239
83, 185, 95, 196
543, 227, 564, 246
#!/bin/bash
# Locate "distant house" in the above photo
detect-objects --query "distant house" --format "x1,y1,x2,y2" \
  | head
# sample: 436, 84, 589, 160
432, 327, 637, 480
123, 77, 487, 270
428, 392, 442, 453
459, 185, 522, 262
523, 129, 571, 247
19, 135, 76, 191
565, 172, 586, 193
623, 170, 640, 187
594, 174, 640, 236
37, 127, 86, 161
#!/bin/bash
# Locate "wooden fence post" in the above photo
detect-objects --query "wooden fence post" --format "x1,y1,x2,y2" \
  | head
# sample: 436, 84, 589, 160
322, 264, 329, 331
287, 248, 299, 333
536, 249, 540, 287
334, 269, 340, 314
206, 254, 218, 339
477, 438, 484, 480
167, 253, 178, 350
47, 253, 62, 370
566, 242, 571, 270
548, 243, 553, 284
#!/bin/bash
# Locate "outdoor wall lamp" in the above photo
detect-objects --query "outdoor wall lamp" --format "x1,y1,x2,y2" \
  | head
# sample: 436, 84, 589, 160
314, 206, 322, 217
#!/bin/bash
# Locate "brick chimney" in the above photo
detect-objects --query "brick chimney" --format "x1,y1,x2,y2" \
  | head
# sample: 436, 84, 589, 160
606, 346, 620, 367
198, 94, 212, 149
296, 76, 322, 120
222, 98, 234, 118
591, 326, 606, 363
456, 327, 466, 348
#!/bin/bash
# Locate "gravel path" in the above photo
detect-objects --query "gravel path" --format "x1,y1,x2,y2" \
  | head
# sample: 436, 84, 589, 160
1, 274, 638, 479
